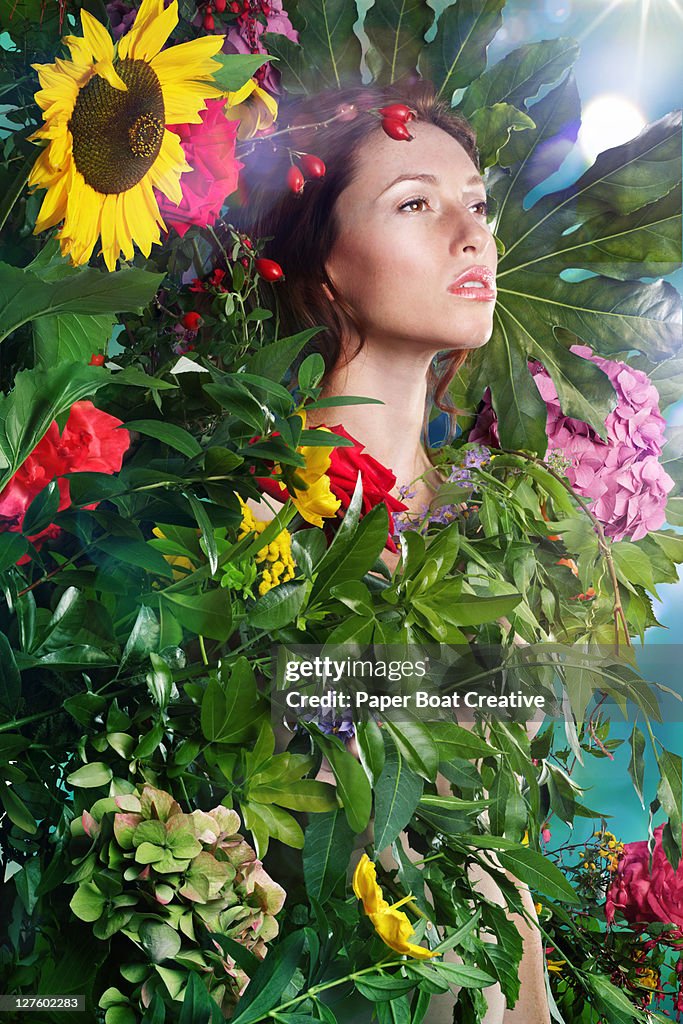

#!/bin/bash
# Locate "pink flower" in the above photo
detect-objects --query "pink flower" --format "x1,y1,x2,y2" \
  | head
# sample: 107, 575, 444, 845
223, 0, 299, 95
606, 825, 683, 935
0, 401, 129, 556
157, 100, 244, 238
470, 346, 674, 542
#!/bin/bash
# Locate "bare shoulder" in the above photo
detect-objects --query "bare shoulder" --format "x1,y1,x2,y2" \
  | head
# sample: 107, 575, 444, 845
244, 496, 279, 522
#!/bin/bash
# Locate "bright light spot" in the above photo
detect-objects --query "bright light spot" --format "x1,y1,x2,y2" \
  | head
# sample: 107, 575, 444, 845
578, 94, 646, 162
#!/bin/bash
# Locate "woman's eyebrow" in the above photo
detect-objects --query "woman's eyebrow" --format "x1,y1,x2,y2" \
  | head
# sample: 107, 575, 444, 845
375, 171, 484, 199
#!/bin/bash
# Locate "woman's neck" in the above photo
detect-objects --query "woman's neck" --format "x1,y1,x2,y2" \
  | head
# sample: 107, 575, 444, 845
306, 344, 436, 492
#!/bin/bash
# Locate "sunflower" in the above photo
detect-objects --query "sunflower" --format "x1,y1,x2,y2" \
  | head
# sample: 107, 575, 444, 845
29, 0, 223, 270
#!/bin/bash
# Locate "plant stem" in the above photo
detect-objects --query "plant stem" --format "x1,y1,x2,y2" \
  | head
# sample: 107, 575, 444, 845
265, 959, 404, 1018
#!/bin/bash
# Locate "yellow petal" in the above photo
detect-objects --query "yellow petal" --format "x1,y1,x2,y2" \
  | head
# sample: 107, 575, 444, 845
93, 58, 128, 92
100, 192, 120, 271
225, 78, 257, 106
81, 10, 114, 64
148, 129, 185, 204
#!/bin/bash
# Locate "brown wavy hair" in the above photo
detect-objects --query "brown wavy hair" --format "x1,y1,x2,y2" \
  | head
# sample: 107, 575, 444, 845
233, 76, 479, 443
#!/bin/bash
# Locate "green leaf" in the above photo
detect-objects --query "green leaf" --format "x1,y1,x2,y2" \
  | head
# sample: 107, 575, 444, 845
373, 746, 423, 852
249, 582, 308, 630
139, 921, 182, 964
657, 749, 682, 847
303, 808, 354, 902
496, 847, 580, 903
162, 589, 232, 642
413, 961, 495, 989
0, 261, 163, 344
178, 972, 215, 1024
126, 420, 202, 458
211, 52, 272, 92
244, 328, 322, 381
184, 491, 218, 575
230, 931, 306, 1024
469, 104, 535, 169
364, 0, 432, 85
70, 881, 107, 922
33, 313, 114, 369
0, 631, 21, 718
431, 721, 500, 761
0, 783, 37, 834
419, 0, 505, 103
0, 532, 28, 572
278, 0, 362, 91
201, 658, 258, 743
307, 726, 372, 834
628, 725, 646, 809
583, 974, 641, 1023
355, 715, 386, 786
381, 718, 439, 781
459, 37, 580, 116
66, 762, 113, 788
96, 538, 174, 579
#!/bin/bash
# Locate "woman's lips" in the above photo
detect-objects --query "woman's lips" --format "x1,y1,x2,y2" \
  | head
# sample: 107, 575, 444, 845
448, 265, 497, 302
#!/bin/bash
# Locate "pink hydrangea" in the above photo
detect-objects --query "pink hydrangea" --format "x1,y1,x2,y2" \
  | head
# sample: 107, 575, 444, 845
223, 0, 299, 96
157, 100, 244, 238
470, 345, 674, 542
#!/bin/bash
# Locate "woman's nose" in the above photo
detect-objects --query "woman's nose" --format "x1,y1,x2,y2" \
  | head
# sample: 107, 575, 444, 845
449, 206, 493, 256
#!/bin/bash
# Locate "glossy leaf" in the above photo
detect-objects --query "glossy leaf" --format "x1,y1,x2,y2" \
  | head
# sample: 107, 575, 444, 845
418, 0, 505, 103
373, 745, 423, 852
303, 808, 354, 902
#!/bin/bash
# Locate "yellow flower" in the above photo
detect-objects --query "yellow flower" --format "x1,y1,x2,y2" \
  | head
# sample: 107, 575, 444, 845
636, 968, 659, 991
151, 527, 196, 579
352, 855, 438, 960
237, 498, 295, 595
224, 77, 278, 139
28, 0, 223, 270
547, 959, 566, 974
267, 411, 341, 528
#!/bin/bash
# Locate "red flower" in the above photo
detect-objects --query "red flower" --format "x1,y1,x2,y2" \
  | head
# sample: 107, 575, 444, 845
606, 825, 683, 935
0, 401, 130, 557
157, 99, 244, 238
325, 425, 407, 553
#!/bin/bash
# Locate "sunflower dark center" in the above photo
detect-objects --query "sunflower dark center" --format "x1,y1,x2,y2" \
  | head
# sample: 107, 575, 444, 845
69, 59, 165, 194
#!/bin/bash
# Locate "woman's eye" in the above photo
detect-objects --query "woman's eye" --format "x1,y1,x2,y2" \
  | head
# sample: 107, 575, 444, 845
471, 200, 489, 217
398, 196, 430, 213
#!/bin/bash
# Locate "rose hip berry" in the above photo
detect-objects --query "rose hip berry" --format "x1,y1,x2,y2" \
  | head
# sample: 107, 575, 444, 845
255, 258, 284, 282
214, 0, 226, 10
203, 10, 215, 29
287, 165, 305, 195
181, 312, 202, 331
378, 103, 415, 122
300, 154, 326, 179
381, 118, 413, 141
89, 353, 106, 366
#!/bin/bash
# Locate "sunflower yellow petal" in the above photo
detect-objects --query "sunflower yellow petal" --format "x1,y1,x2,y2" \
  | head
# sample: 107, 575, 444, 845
100, 192, 119, 271
93, 59, 128, 92
34, 170, 69, 231
81, 10, 115, 63
148, 129, 185, 203
121, 0, 176, 60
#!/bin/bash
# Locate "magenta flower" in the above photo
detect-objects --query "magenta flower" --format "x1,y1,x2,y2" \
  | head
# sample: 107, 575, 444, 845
223, 0, 299, 95
157, 100, 244, 238
470, 346, 674, 542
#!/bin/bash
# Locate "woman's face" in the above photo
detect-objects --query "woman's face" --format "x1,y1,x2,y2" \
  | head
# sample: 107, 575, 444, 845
325, 121, 497, 357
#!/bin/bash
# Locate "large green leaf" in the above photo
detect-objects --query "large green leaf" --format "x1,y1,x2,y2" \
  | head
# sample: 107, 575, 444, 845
364, 0, 432, 85
459, 37, 579, 116
373, 745, 423, 852
303, 808, 354, 902
418, 0, 505, 103
33, 314, 115, 369
463, 82, 682, 452
269, 0, 363, 92
0, 261, 163, 344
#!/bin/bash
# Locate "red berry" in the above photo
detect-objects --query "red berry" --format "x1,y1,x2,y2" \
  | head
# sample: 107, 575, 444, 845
243, 237, 253, 249
378, 103, 415, 123
255, 258, 284, 282
229, 0, 240, 9
181, 311, 202, 331
203, 11, 215, 28
89, 353, 106, 366
300, 153, 326, 179
287, 165, 305, 195
214, 0, 226, 10
240, 256, 250, 268
381, 117, 413, 141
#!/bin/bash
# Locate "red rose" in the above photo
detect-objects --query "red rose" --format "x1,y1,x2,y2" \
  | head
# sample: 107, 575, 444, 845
0, 401, 130, 557
606, 825, 683, 934
325, 425, 407, 553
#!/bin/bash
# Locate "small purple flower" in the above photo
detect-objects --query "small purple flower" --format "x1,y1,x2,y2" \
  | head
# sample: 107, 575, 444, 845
315, 709, 355, 740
